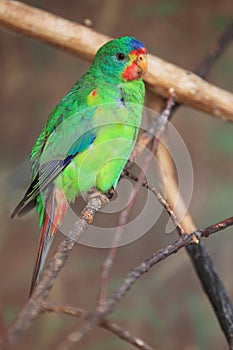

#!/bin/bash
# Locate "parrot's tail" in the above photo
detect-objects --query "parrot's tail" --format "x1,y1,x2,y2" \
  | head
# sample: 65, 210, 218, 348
29, 186, 68, 297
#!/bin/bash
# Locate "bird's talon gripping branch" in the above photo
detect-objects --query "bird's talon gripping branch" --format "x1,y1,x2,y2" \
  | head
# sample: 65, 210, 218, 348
106, 187, 115, 200
86, 190, 109, 208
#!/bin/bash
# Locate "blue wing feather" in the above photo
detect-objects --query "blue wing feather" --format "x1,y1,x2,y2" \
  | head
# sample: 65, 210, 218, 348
11, 131, 96, 218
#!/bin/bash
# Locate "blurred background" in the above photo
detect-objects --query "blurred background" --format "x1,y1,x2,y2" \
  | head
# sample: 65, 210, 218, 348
1, 0, 233, 349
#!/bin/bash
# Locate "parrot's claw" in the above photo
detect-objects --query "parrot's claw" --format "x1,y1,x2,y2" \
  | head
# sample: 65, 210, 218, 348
87, 187, 109, 205
106, 187, 115, 199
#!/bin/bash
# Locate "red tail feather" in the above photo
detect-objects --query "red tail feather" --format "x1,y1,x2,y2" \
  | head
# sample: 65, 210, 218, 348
29, 188, 68, 297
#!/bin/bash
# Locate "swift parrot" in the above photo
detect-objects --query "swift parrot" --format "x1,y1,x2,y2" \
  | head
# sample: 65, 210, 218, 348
12, 36, 148, 295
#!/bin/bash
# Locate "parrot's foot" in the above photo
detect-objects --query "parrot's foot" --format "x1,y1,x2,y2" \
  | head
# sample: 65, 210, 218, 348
106, 187, 115, 200
87, 186, 115, 200
87, 187, 109, 206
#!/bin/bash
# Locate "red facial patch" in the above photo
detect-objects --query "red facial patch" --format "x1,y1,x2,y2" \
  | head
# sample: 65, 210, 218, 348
122, 62, 138, 81
122, 47, 146, 81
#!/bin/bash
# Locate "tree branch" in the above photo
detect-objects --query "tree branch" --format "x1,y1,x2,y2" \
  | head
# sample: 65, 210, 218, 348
104, 216, 233, 315
60, 215, 233, 348
0, 0, 232, 120
9, 191, 109, 345
123, 169, 185, 235
187, 242, 233, 349
196, 21, 233, 79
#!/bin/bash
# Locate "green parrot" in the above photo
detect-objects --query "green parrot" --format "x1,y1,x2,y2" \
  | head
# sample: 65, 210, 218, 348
11, 36, 147, 295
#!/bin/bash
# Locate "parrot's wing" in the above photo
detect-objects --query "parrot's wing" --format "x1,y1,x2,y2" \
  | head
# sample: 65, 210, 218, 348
11, 159, 69, 219
12, 103, 97, 218
30, 77, 92, 178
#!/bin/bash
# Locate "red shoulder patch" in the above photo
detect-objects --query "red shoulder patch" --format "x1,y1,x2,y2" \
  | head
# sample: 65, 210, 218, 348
91, 89, 97, 97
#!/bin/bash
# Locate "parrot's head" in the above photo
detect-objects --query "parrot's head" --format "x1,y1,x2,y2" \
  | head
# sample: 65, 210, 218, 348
92, 36, 147, 83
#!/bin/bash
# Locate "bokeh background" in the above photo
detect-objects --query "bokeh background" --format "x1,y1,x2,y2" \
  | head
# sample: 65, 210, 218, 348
1, 0, 233, 349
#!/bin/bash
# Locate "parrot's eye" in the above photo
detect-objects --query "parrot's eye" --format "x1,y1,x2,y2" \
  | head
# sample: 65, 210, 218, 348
116, 52, 126, 60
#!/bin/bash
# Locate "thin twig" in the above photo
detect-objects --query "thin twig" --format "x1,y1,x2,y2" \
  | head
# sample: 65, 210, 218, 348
196, 21, 233, 79
60, 215, 233, 348
9, 191, 108, 345
123, 169, 184, 235
103, 216, 233, 316
103, 321, 155, 350
42, 302, 155, 350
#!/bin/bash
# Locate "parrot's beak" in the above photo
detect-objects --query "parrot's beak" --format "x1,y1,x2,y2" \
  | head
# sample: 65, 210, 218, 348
135, 54, 148, 76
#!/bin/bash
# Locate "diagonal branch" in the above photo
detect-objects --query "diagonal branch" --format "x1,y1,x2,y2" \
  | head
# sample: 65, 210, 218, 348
60, 215, 233, 348
0, 0, 232, 120
103, 216, 233, 317
196, 21, 233, 79
123, 169, 185, 235
9, 191, 109, 345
